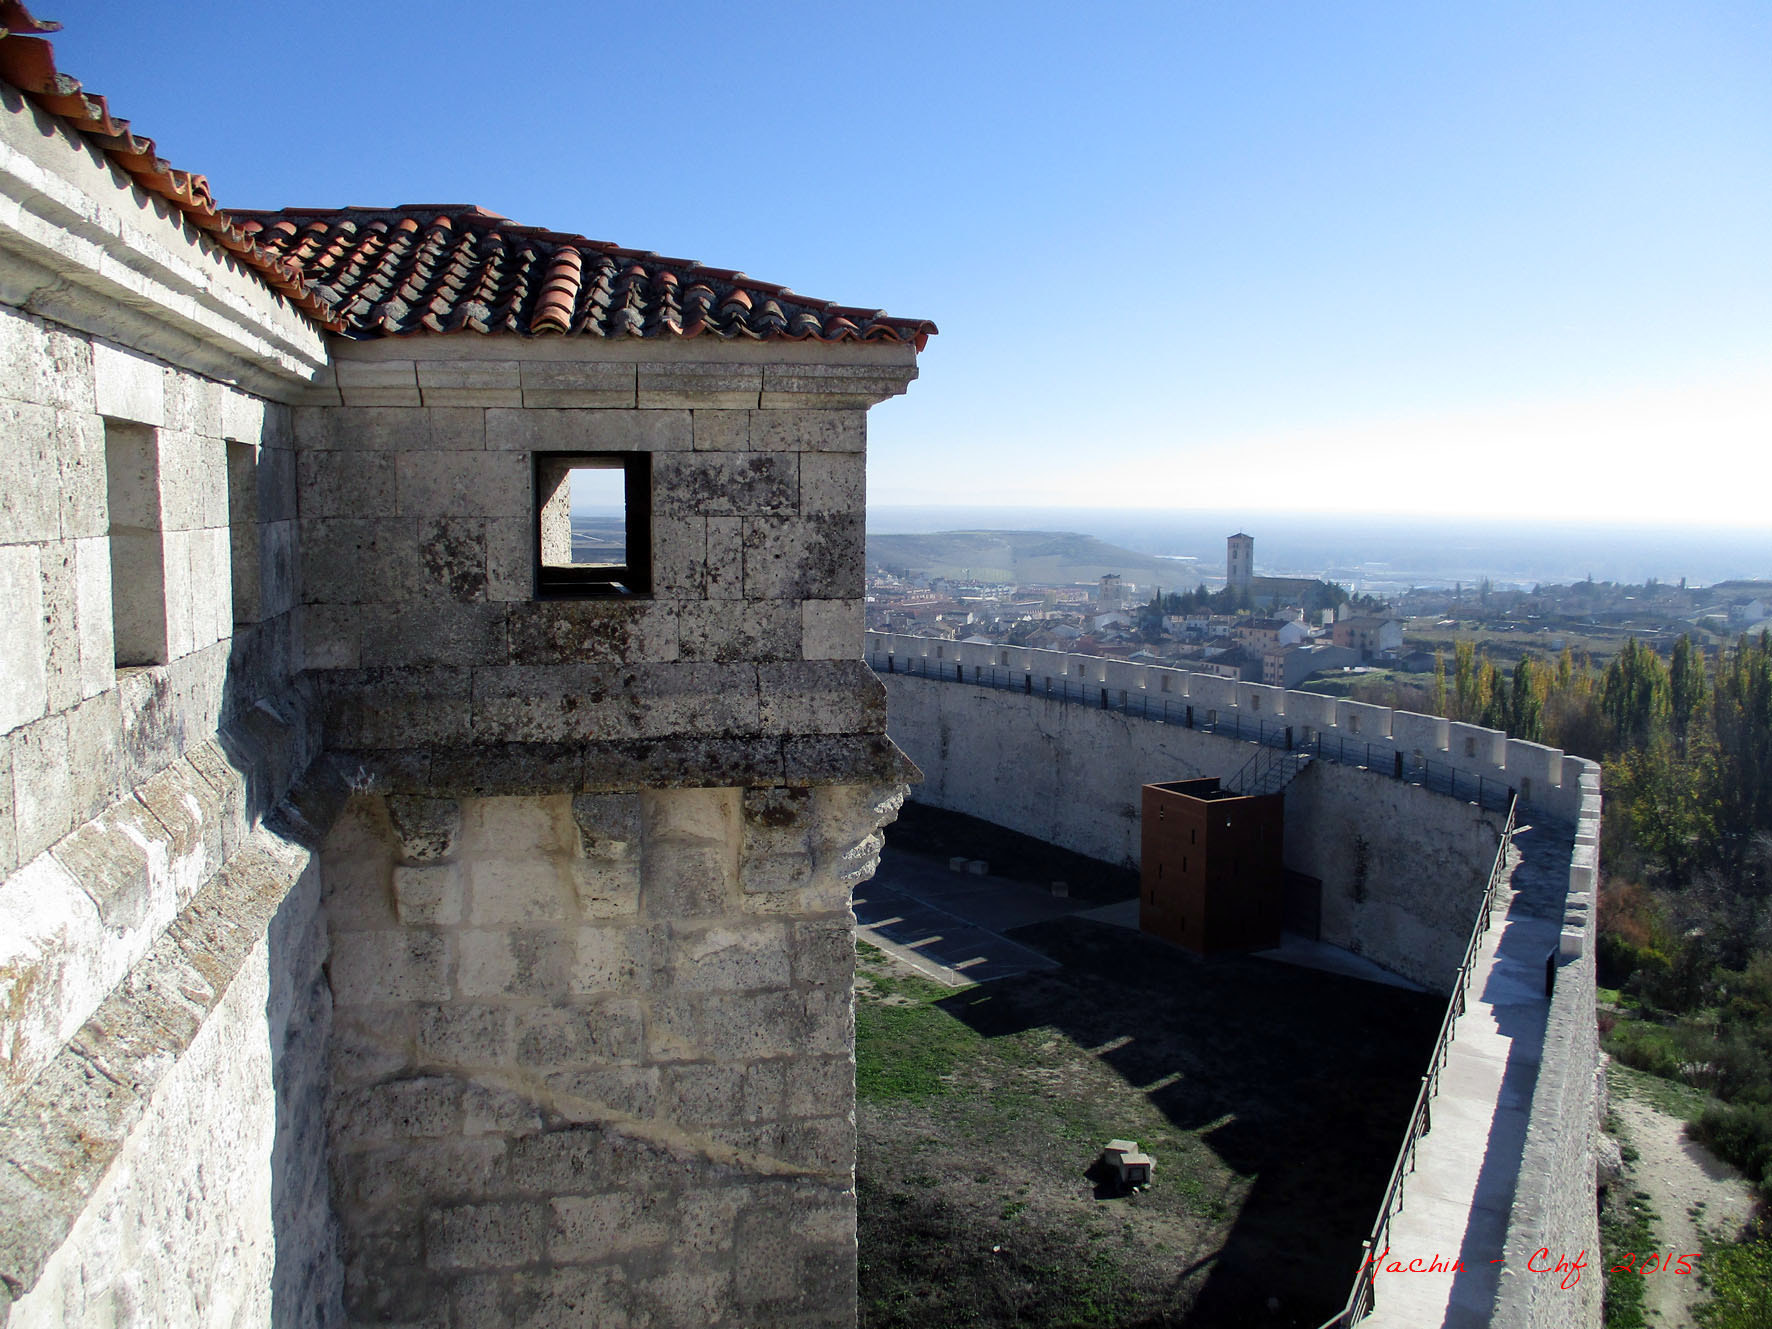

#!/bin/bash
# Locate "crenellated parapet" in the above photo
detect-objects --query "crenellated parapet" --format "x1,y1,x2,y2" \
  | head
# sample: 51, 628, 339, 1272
867, 632, 1594, 826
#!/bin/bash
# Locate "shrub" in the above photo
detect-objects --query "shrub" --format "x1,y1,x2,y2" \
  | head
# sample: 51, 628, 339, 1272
1690, 1103, 1772, 1194
1605, 1020, 1685, 1082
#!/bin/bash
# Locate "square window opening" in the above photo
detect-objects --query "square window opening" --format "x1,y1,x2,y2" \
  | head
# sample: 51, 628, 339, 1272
535, 453, 651, 597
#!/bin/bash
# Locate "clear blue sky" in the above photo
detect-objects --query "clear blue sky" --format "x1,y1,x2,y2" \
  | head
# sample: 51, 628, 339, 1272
60, 1, 1772, 524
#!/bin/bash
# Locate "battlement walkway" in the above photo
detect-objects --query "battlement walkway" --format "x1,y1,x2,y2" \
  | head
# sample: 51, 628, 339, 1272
1352, 818, 1573, 1328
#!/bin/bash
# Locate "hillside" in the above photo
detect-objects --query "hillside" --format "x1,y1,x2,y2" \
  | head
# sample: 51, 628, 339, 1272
866, 529, 1200, 588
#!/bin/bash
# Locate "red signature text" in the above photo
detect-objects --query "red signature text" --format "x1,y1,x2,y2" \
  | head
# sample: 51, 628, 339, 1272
1363, 1246, 1465, 1275
1608, 1250, 1700, 1278
1362, 1245, 1655, 1291
1525, 1248, 1590, 1289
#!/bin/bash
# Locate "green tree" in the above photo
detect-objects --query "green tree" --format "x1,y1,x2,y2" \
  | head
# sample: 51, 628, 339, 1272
1453, 641, 1479, 722
1433, 650, 1448, 716
1480, 658, 1508, 731
1602, 638, 1669, 752
1669, 634, 1707, 757
1511, 655, 1544, 743
1709, 632, 1772, 866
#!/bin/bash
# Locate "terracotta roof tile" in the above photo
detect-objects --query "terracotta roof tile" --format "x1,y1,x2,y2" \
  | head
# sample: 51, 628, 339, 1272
0, 7, 936, 349
0, 1, 344, 330
233, 206, 937, 348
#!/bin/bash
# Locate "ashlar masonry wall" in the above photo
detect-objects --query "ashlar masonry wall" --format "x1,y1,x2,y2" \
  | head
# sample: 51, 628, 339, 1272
0, 72, 348, 1327
871, 633, 1588, 824
323, 785, 893, 1326
299, 340, 920, 1327
880, 658, 1501, 992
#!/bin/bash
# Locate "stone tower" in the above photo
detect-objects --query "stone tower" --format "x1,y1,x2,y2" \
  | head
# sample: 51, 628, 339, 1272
1227, 531, 1254, 590
0, 13, 931, 1327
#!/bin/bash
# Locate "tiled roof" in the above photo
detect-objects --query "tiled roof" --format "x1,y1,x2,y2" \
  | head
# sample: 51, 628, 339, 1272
0, 2, 344, 330
0, 4, 934, 348
231, 207, 937, 347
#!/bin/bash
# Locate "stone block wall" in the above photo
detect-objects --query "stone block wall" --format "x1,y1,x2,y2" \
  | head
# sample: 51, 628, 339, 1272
0, 83, 345, 1324
878, 667, 1501, 992
322, 783, 901, 1327
1491, 774, 1603, 1329
871, 633, 1584, 822
0, 302, 312, 1111
1280, 761, 1503, 991
291, 344, 918, 1325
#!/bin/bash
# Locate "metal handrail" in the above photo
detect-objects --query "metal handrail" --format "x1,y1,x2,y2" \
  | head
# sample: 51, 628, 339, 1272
869, 652, 1514, 813
1313, 793, 1519, 1328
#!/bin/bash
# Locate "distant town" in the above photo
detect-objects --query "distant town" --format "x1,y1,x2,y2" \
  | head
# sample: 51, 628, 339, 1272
866, 531, 1772, 693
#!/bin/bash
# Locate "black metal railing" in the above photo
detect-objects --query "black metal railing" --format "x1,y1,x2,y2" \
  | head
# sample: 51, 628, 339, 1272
1224, 743, 1313, 797
1312, 794, 1519, 1328
869, 651, 1514, 813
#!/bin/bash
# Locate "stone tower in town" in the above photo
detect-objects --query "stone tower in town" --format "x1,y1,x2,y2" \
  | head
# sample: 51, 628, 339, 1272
0, 11, 931, 1326
1226, 531, 1254, 591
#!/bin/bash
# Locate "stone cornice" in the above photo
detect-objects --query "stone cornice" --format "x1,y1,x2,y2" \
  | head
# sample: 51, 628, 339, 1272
320, 334, 919, 410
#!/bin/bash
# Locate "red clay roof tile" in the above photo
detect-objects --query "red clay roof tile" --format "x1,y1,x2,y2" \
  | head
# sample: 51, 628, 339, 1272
0, 1, 345, 330
0, 8, 936, 349
232, 206, 936, 347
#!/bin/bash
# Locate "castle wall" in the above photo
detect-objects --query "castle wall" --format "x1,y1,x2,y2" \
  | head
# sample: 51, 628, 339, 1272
0, 302, 346, 1323
871, 633, 1583, 824
321, 785, 892, 1327
292, 347, 915, 1327
0, 83, 340, 1325
880, 667, 1499, 991
7, 827, 336, 1329
1492, 773, 1603, 1329
1281, 762, 1503, 991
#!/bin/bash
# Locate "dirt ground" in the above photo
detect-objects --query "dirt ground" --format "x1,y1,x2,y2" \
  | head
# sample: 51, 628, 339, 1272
855, 917, 1444, 1328
1606, 1070, 1757, 1327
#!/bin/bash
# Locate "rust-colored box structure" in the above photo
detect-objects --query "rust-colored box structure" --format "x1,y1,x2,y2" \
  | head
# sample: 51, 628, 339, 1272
1140, 778, 1285, 954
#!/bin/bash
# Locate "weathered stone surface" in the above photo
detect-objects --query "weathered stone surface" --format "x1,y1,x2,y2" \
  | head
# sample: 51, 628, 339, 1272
653, 452, 797, 517
690, 409, 750, 451
483, 407, 689, 452
749, 408, 864, 453
676, 599, 800, 663
801, 598, 864, 660
0, 543, 49, 734
741, 512, 864, 601
506, 601, 679, 666
757, 659, 888, 736
385, 795, 463, 862
392, 863, 466, 926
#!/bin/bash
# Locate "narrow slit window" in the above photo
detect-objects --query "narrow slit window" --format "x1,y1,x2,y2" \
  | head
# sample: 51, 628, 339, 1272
226, 440, 261, 627
535, 453, 651, 597
105, 419, 169, 667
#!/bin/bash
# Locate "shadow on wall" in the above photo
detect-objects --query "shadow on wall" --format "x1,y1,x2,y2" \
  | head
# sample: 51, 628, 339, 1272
265, 846, 345, 1329
936, 917, 1442, 1327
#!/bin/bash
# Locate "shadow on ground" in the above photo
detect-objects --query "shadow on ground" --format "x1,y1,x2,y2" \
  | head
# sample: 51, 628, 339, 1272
933, 917, 1441, 1327
884, 801, 1140, 905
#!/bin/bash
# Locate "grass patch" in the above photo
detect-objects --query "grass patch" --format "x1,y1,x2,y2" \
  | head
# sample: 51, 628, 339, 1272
1606, 1059, 1711, 1123
855, 957, 983, 1103
1601, 1189, 1658, 1329
1696, 1229, 1772, 1328
856, 915, 1443, 1327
